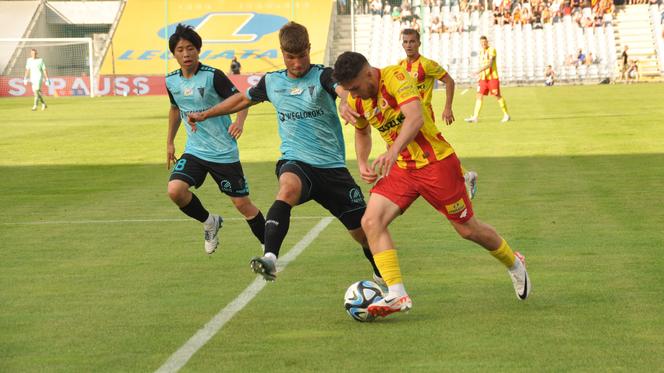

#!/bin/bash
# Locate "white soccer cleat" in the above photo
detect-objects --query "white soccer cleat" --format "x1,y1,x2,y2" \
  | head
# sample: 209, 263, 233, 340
464, 116, 478, 123
41, 103, 47, 111
31, 105, 37, 111
203, 214, 223, 254
464, 171, 478, 200
367, 294, 412, 317
501, 114, 511, 123
372, 273, 389, 294
508, 251, 531, 300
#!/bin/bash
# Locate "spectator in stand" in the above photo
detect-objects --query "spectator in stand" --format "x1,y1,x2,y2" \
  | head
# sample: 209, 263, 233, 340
626, 60, 639, 83
565, 54, 577, 67
585, 52, 595, 65
541, 6, 553, 24
430, 16, 444, 33
370, 0, 382, 15
230, 56, 241, 75
383, 2, 392, 16
392, 6, 402, 20
577, 49, 586, 65
545, 65, 556, 86
618, 45, 629, 82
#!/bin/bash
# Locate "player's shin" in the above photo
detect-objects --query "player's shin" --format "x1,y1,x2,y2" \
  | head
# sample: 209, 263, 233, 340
498, 97, 509, 115
246, 211, 266, 245
263, 200, 292, 257
373, 249, 407, 297
473, 99, 483, 117
489, 238, 516, 268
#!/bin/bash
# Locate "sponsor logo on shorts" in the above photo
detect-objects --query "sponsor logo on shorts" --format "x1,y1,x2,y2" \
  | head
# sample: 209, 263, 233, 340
220, 180, 232, 192
348, 187, 364, 205
445, 198, 466, 215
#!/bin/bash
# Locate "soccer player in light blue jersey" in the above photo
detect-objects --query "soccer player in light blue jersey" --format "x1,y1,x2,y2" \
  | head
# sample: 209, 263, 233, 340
23, 48, 50, 111
188, 22, 384, 285
166, 24, 266, 255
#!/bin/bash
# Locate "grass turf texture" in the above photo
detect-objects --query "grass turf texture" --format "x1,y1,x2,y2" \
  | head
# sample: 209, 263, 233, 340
1, 84, 663, 372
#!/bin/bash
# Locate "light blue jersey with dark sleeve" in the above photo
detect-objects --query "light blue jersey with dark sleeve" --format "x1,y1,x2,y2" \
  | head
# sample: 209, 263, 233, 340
166, 63, 239, 163
246, 65, 345, 168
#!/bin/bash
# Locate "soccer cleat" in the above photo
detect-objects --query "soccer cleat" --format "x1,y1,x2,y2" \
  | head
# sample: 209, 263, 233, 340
250, 255, 277, 281
508, 251, 531, 300
501, 114, 511, 123
372, 274, 389, 294
203, 214, 223, 254
464, 116, 478, 123
31, 105, 37, 111
41, 103, 47, 111
464, 171, 478, 200
367, 294, 412, 317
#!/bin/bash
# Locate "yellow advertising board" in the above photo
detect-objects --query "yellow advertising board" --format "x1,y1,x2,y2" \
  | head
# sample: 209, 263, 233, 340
101, 0, 333, 75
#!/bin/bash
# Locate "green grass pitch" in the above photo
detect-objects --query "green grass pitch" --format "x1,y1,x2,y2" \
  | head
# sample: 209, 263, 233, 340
1, 83, 663, 371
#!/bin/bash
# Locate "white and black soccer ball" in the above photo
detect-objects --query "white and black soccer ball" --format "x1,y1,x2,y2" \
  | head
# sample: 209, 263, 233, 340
343, 280, 384, 322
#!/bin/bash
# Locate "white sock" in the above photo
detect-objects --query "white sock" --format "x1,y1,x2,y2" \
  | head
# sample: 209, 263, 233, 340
387, 283, 407, 298
264, 252, 277, 263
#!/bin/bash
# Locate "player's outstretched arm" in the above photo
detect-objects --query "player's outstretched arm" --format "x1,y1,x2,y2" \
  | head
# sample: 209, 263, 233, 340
440, 73, 455, 125
354, 124, 377, 184
166, 106, 182, 169
188, 92, 253, 124
335, 86, 360, 124
228, 107, 248, 139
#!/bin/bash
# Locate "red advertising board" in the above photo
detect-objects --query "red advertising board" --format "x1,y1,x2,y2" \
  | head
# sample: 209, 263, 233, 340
0, 74, 262, 97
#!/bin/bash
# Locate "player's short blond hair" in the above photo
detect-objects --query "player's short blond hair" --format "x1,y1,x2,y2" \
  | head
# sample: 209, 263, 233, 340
279, 22, 310, 54
401, 28, 420, 42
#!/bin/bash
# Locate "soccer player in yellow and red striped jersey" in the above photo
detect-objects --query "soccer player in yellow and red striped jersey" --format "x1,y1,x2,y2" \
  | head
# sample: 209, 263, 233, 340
399, 28, 477, 199
465, 35, 510, 123
333, 51, 531, 318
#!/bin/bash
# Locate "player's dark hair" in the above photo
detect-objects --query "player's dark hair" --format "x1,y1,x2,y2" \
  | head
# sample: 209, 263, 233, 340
401, 28, 420, 42
169, 23, 202, 53
279, 22, 310, 54
333, 51, 368, 84
480, 35, 488, 41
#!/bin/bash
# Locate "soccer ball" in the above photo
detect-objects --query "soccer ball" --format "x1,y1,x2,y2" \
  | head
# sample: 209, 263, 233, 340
343, 280, 384, 322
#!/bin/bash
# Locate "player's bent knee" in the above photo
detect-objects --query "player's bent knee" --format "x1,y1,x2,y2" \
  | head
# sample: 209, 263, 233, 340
167, 181, 189, 204
360, 213, 385, 234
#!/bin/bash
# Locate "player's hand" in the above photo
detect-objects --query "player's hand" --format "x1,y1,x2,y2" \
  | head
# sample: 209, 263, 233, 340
187, 112, 206, 132
23, 78, 28, 85
339, 100, 360, 125
371, 150, 398, 179
358, 162, 378, 184
228, 121, 244, 139
166, 143, 177, 169
45, 79, 51, 86
442, 107, 455, 125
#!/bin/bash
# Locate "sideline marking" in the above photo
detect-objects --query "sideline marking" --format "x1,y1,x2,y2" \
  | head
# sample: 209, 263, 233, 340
154, 217, 334, 373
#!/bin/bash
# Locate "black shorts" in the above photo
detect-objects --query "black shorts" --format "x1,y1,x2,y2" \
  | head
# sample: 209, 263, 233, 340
169, 153, 249, 197
276, 160, 366, 230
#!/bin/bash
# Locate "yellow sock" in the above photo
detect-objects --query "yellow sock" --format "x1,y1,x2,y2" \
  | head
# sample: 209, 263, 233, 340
497, 97, 509, 115
473, 99, 483, 117
373, 249, 403, 286
489, 239, 516, 268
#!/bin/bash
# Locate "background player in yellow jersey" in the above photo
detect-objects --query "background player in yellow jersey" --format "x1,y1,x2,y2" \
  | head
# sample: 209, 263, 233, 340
465, 36, 510, 123
399, 28, 477, 199
334, 51, 531, 318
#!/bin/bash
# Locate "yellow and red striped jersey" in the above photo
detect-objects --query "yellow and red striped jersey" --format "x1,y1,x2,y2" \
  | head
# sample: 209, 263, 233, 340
479, 46, 499, 80
398, 55, 447, 112
348, 65, 455, 170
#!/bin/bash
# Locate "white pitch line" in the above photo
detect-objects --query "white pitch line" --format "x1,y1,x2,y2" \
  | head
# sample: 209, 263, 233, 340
154, 217, 334, 373
1, 216, 327, 226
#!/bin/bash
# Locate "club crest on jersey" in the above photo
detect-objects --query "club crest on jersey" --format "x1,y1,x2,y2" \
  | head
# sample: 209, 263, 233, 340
395, 71, 406, 81
183, 87, 193, 96
445, 198, 466, 215
290, 87, 303, 95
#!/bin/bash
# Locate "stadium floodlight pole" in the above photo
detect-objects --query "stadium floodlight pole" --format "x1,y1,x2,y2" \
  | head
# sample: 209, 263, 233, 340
350, 0, 355, 51
0, 37, 95, 97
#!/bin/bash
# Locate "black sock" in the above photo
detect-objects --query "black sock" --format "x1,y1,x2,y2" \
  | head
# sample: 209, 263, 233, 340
179, 194, 209, 223
246, 211, 266, 245
264, 200, 292, 257
363, 246, 382, 278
